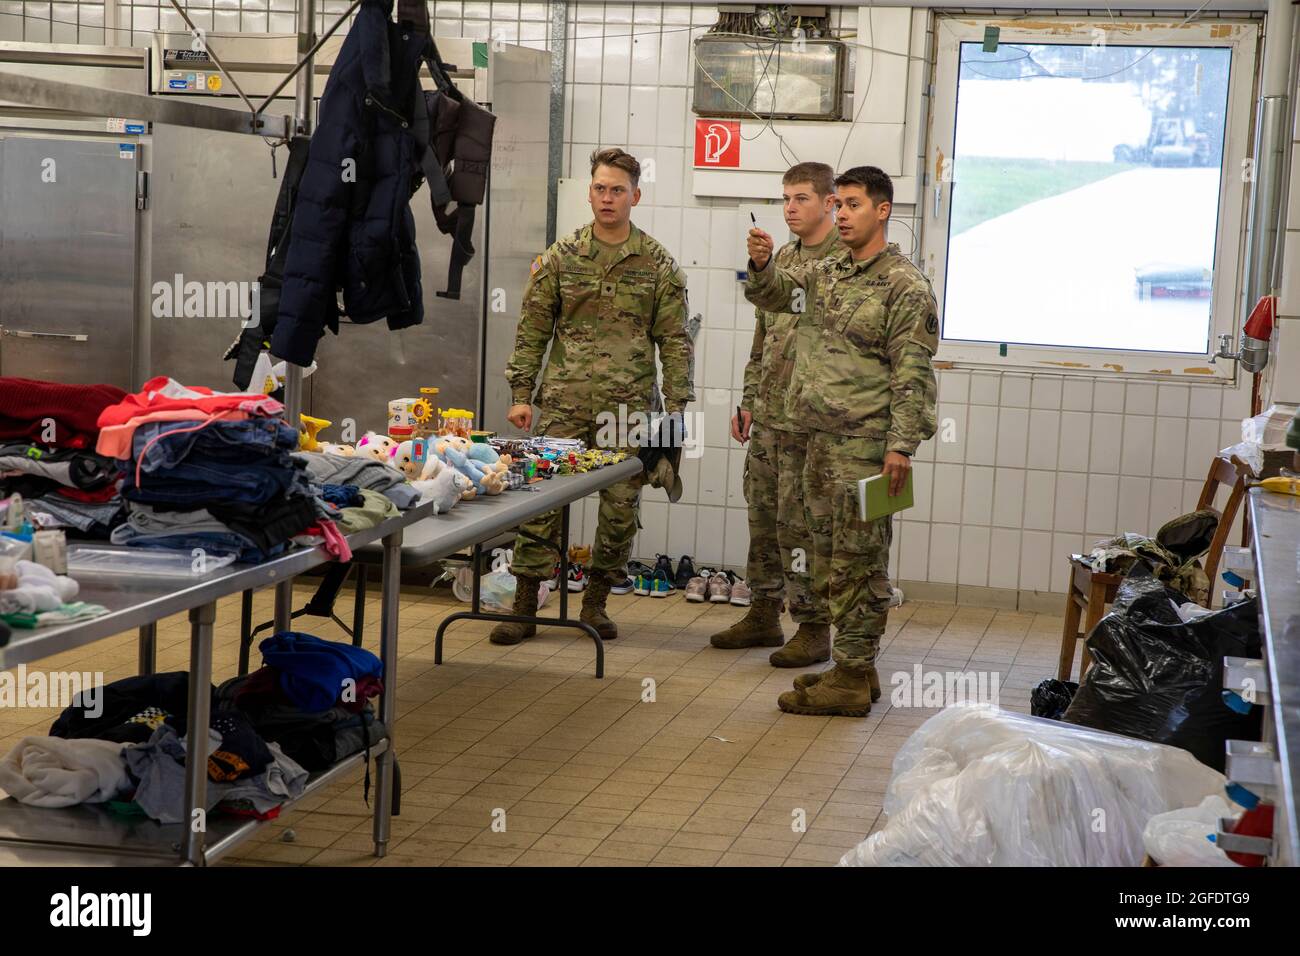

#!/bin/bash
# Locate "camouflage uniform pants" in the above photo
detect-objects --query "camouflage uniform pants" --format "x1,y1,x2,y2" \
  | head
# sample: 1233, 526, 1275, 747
743, 423, 826, 623
803, 430, 893, 667
508, 417, 643, 583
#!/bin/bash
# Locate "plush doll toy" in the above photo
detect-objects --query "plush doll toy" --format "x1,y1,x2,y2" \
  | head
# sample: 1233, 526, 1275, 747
319, 443, 356, 457
355, 432, 397, 462
434, 437, 505, 496
466, 440, 510, 476
413, 468, 476, 513
391, 439, 427, 479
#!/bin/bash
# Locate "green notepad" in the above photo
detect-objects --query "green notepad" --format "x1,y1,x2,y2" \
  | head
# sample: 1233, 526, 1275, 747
858, 471, 914, 521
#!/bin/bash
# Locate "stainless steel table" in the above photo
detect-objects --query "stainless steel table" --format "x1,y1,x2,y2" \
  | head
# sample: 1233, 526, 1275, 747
0, 499, 433, 867
1247, 487, 1300, 867
0, 461, 642, 865
356, 458, 645, 679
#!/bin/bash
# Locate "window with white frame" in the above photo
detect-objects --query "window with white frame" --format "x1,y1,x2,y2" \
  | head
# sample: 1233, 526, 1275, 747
921, 17, 1259, 377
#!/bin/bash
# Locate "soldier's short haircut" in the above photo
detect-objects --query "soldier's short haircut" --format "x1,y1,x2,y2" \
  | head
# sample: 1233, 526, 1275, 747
782, 162, 835, 197
835, 166, 893, 213
591, 147, 641, 187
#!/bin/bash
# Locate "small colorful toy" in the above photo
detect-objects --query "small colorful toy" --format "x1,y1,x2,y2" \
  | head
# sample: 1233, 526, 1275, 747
299, 414, 331, 452
388, 386, 441, 438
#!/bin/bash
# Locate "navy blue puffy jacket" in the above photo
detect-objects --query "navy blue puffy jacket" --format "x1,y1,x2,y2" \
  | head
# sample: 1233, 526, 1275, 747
272, 0, 429, 366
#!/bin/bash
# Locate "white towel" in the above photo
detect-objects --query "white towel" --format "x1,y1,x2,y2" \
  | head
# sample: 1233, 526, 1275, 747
0, 736, 128, 808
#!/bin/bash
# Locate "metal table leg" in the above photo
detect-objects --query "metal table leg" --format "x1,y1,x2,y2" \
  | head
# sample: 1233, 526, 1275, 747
432, 503, 606, 677
352, 563, 368, 647
274, 579, 293, 633
372, 528, 402, 858
181, 601, 215, 866
238, 589, 254, 675
137, 622, 156, 676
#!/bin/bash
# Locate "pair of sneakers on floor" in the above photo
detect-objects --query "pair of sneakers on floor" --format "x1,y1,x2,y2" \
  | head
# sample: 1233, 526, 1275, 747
624, 554, 693, 598
618, 555, 751, 606
683, 567, 750, 607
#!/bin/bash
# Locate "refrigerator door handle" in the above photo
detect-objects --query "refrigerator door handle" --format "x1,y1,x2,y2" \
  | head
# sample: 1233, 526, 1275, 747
1, 328, 90, 342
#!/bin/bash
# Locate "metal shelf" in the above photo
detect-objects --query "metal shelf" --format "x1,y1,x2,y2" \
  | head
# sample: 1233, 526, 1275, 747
0, 737, 387, 866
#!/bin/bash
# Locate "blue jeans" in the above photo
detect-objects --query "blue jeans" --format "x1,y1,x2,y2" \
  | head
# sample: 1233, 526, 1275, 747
122, 458, 296, 506
134, 418, 299, 473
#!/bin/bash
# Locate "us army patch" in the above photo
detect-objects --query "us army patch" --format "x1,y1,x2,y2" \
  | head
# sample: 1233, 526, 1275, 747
530, 254, 543, 275
926, 314, 939, 335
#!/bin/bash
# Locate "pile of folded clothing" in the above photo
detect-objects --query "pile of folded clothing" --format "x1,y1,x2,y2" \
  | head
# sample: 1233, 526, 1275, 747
0, 376, 128, 538
96, 378, 324, 562
0, 672, 308, 822
293, 451, 421, 511
216, 632, 386, 785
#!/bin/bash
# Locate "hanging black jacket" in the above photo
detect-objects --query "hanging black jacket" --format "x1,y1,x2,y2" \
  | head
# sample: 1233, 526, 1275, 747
271, 0, 430, 366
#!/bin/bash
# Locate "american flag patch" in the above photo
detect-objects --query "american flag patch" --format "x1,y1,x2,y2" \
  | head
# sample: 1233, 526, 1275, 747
530, 254, 543, 275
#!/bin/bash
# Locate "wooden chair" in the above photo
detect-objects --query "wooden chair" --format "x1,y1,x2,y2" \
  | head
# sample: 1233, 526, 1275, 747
1056, 454, 1249, 682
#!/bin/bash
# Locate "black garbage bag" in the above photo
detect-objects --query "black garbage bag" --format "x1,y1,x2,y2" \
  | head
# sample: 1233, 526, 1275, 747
1030, 679, 1078, 719
1062, 566, 1262, 771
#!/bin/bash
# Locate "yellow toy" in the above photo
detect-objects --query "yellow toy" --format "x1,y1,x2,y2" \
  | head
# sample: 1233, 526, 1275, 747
299, 414, 331, 452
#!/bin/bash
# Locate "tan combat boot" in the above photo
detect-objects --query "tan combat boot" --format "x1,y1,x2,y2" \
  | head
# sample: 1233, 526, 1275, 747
580, 575, 618, 641
769, 622, 830, 667
777, 663, 873, 717
794, 663, 881, 702
489, 574, 542, 645
709, 596, 784, 649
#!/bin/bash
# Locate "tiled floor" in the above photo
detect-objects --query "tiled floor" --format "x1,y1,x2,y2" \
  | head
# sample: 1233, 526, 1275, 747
0, 582, 1070, 866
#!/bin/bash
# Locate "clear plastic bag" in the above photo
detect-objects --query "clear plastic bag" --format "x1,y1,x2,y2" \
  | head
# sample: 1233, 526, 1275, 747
1143, 795, 1240, 867
840, 704, 1225, 867
452, 567, 550, 612
66, 545, 237, 578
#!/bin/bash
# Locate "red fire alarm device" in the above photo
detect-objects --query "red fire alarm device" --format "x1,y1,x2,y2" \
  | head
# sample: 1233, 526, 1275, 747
694, 119, 740, 168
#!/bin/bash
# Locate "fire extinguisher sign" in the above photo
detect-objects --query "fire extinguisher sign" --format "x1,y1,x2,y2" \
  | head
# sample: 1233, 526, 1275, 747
694, 119, 741, 168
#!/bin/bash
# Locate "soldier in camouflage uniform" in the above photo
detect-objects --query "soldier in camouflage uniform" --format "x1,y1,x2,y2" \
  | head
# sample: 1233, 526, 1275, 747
494, 148, 695, 645
745, 166, 938, 716
712, 163, 846, 667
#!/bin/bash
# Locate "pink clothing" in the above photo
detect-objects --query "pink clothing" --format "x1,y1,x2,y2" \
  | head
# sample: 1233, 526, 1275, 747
315, 520, 353, 562
96, 408, 251, 460
96, 377, 282, 429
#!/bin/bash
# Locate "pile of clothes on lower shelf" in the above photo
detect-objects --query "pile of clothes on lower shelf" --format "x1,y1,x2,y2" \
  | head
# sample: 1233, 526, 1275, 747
0, 633, 384, 822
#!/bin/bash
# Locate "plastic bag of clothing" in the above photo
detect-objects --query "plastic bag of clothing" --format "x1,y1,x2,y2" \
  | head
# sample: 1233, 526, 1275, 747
1143, 795, 1241, 867
839, 705, 1224, 867
1030, 679, 1077, 720
1062, 569, 1262, 771
468, 568, 551, 613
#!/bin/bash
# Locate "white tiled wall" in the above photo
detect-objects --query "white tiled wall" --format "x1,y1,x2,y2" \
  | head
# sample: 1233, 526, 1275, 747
13, 0, 1260, 602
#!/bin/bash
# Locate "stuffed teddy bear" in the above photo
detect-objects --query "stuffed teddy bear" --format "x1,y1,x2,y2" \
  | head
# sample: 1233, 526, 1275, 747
355, 432, 397, 462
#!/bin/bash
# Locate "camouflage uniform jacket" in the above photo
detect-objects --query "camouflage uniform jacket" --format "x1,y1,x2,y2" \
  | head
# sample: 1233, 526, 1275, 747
506, 222, 696, 422
742, 229, 847, 431
744, 241, 938, 454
